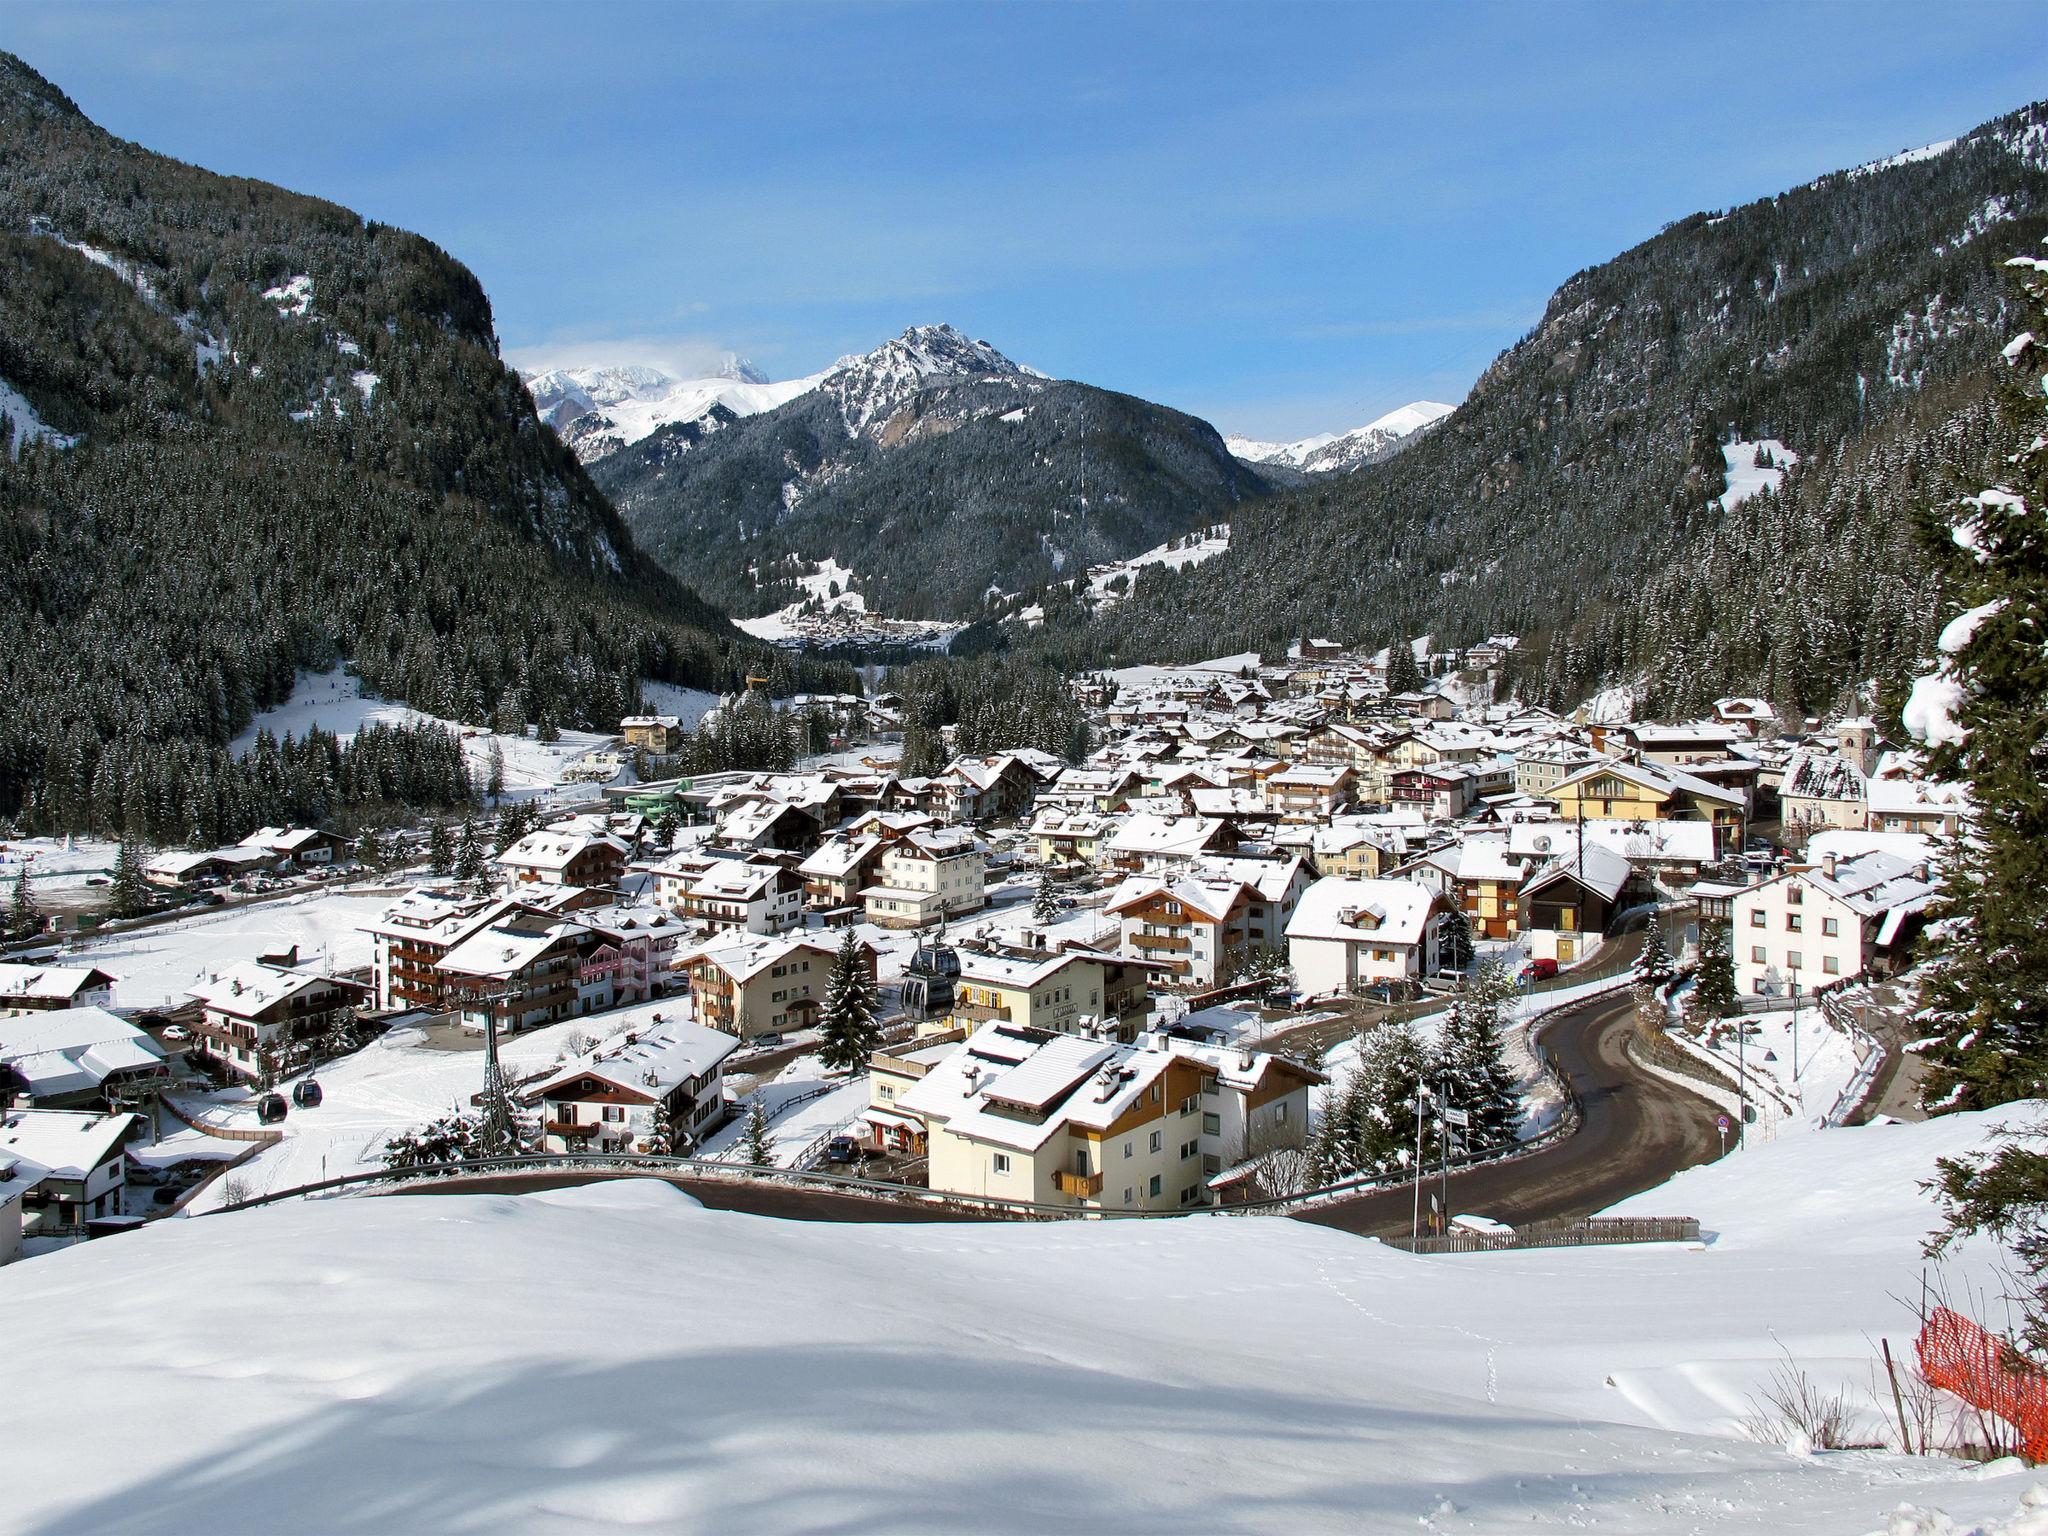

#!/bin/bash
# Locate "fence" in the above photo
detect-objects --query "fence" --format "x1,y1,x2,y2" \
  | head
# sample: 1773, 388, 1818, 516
1917, 1305, 2048, 1462
1379, 1215, 1699, 1255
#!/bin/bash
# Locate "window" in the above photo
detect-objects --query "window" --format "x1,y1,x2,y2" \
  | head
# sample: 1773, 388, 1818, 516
1148, 1175, 1162, 1198
1787, 951, 1803, 970
1786, 886, 1803, 906
991, 1153, 1011, 1175
1123, 1140, 1133, 1159
602, 1106, 624, 1123
1202, 1112, 1221, 1136
1123, 1187, 1133, 1205
1149, 1131, 1163, 1154
1785, 914, 1802, 932
1751, 945, 1766, 963
1179, 1139, 1198, 1161
1823, 956, 1841, 975
1179, 1095, 1199, 1117
1822, 917, 1839, 937
1274, 1102, 1289, 1123
1749, 911, 1765, 928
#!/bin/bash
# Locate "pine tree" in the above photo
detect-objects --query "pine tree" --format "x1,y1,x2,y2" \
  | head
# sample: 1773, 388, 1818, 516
454, 813, 488, 892
1633, 909, 1675, 990
109, 840, 150, 919
427, 821, 454, 877
817, 930, 883, 1075
644, 1099, 680, 1156
8, 864, 39, 940
1032, 871, 1061, 925
740, 1101, 777, 1168
1385, 636, 1424, 694
1918, 264, 2048, 1351
486, 739, 506, 803
1438, 964, 1521, 1155
1690, 921, 1737, 1026
1438, 905, 1474, 973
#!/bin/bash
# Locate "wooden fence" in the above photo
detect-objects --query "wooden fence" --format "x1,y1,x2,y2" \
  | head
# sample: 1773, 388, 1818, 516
1379, 1215, 1700, 1255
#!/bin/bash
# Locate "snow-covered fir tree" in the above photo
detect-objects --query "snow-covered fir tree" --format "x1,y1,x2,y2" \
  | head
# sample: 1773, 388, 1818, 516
1033, 871, 1061, 925
427, 821, 454, 877
740, 1101, 777, 1168
817, 930, 883, 1075
1438, 964, 1521, 1155
1309, 1020, 1436, 1184
1688, 922, 1737, 1028
1633, 910, 1675, 990
454, 814, 488, 893
1916, 250, 2048, 1350
8, 864, 39, 940
109, 839, 150, 919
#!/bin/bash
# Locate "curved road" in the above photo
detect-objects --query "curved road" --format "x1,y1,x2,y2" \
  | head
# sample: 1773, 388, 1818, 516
1297, 990, 1724, 1239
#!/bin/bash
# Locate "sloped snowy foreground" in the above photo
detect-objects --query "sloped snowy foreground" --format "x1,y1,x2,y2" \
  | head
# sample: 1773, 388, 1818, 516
2, 1116, 2044, 1534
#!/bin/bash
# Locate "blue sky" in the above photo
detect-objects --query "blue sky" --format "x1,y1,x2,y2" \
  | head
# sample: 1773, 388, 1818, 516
12, 2, 2044, 438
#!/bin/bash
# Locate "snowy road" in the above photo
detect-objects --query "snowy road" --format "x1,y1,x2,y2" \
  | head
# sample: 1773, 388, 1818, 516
1300, 989, 1724, 1237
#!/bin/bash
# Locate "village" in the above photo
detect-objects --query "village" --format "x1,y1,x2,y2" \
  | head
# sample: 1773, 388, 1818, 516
0, 635, 1962, 1259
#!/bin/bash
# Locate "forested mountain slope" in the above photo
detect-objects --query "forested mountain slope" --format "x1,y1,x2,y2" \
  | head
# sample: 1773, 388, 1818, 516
1027, 103, 2048, 717
0, 54, 797, 836
591, 324, 1272, 619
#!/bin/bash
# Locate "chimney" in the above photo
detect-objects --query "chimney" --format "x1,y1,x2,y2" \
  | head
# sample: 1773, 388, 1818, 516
1821, 851, 1837, 880
1913, 863, 1929, 883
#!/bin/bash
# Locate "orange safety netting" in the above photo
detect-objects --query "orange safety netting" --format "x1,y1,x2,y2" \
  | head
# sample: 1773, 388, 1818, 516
1917, 1304, 2048, 1462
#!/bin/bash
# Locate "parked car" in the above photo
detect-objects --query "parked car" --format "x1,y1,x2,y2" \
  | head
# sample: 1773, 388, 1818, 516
824, 1135, 863, 1165
752, 1033, 785, 1048
160, 1025, 192, 1045
191, 891, 224, 907
1518, 958, 1560, 983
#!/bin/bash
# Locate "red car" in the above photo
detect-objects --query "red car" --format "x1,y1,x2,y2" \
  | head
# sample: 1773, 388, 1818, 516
1518, 958, 1560, 983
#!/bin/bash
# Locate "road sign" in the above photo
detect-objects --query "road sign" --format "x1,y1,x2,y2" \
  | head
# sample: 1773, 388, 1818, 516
1716, 1114, 1730, 1131
1441, 1106, 1471, 1128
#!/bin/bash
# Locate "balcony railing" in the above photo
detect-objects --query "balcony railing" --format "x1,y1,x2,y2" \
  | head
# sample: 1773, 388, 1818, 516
1054, 1169, 1104, 1198
1132, 932, 1191, 952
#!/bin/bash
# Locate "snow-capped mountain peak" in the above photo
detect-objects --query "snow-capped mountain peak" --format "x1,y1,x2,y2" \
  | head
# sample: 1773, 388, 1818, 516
821, 323, 1043, 437
1228, 399, 1456, 475
523, 357, 817, 462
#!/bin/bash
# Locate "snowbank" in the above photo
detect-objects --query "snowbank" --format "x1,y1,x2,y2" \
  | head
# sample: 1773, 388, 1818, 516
0, 1108, 2037, 1534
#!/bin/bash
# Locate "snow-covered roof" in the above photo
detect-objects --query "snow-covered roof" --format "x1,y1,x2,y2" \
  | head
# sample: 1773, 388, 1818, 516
1284, 878, 1438, 947
1105, 814, 1229, 858
686, 932, 842, 986
0, 962, 115, 1005
0, 1007, 165, 1099
797, 836, 882, 879
1792, 850, 1937, 919
1782, 748, 1867, 803
0, 1108, 137, 1181
1104, 874, 1247, 923
1521, 844, 1633, 903
191, 962, 360, 1018
497, 829, 628, 872
533, 1008, 737, 1101
1865, 775, 1968, 819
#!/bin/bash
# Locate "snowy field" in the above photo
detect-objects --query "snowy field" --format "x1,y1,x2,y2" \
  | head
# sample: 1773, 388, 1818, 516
1718, 439, 1801, 512
1083, 525, 1230, 608
230, 667, 700, 801
69, 890, 389, 1008
0, 833, 120, 912
179, 1018, 601, 1209
1, 1108, 2042, 1534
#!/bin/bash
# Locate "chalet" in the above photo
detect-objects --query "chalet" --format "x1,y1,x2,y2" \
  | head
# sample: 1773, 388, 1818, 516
0, 1007, 167, 1107
435, 910, 594, 1034
1866, 775, 1968, 838
0, 1109, 137, 1233
864, 828, 986, 929
1513, 739, 1603, 798
532, 1006, 736, 1154
495, 828, 629, 891
1284, 877, 1447, 998
364, 887, 503, 1012
1732, 849, 1936, 995
190, 963, 370, 1078
683, 933, 863, 1041
713, 798, 826, 856
680, 859, 805, 935
0, 963, 116, 1015
238, 826, 351, 867
796, 835, 886, 912
951, 944, 1159, 1041
1105, 875, 1252, 988
1516, 843, 1633, 966
620, 715, 684, 754
1101, 814, 1239, 873
1262, 763, 1354, 822
1546, 758, 1745, 857
1029, 806, 1116, 868
892, 1023, 1318, 1212
1712, 698, 1779, 738
1395, 836, 1524, 940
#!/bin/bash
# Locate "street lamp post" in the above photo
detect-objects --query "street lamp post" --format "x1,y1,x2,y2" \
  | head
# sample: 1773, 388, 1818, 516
1790, 976, 1802, 1099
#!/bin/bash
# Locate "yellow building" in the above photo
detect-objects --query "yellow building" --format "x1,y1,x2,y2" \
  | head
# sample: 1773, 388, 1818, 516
1546, 758, 1744, 856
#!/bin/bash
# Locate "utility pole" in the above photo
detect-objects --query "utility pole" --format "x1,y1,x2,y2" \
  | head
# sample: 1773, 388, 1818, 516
475, 984, 518, 1155
1736, 1011, 1748, 1150
1790, 977, 1802, 1100
1411, 1083, 1432, 1244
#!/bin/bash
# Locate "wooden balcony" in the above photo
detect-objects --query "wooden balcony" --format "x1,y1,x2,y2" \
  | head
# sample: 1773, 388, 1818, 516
1054, 1169, 1104, 1198
546, 1120, 598, 1140
1131, 932, 1191, 952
